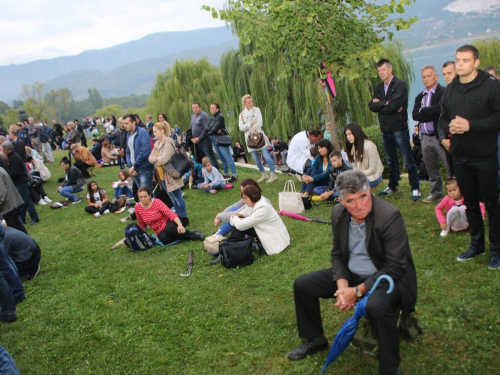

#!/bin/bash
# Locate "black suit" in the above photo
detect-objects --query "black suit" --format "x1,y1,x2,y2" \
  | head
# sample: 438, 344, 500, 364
293, 196, 417, 374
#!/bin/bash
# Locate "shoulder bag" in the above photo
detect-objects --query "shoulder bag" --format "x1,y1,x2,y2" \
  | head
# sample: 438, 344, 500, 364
279, 180, 305, 214
216, 129, 233, 147
163, 142, 192, 180
247, 130, 265, 149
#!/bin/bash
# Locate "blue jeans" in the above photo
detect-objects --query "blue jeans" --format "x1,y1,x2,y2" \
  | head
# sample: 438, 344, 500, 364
15, 182, 39, 223
381, 129, 419, 191
217, 205, 240, 236
133, 168, 154, 191
114, 186, 134, 198
312, 185, 338, 199
0, 343, 20, 374
0, 237, 24, 301
300, 169, 326, 194
58, 186, 83, 202
160, 182, 187, 218
369, 175, 383, 189
250, 147, 275, 173
211, 135, 237, 176
197, 181, 225, 193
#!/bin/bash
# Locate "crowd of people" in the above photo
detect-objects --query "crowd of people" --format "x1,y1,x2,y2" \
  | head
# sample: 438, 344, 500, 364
0, 43, 499, 374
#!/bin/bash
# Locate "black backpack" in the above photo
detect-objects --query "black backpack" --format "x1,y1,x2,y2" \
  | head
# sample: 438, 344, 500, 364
124, 223, 155, 251
219, 236, 264, 269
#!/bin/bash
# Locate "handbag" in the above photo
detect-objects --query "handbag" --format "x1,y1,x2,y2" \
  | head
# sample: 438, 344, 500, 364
163, 142, 192, 180
219, 235, 263, 269
279, 180, 305, 214
216, 129, 233, 146
246, 130, 265, 149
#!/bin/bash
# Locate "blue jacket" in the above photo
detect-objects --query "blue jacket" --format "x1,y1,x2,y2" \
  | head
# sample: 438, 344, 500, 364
125, 126, 154, 173
310, 154, 332, 184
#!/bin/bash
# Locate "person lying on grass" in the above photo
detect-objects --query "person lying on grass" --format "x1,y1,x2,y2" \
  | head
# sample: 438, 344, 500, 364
197, 156, 225, 194
134, 186, 204, 245
435, 178, 485, 237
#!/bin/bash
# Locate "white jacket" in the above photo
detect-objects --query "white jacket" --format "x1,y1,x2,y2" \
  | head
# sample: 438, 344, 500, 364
238, 106, 271, 152
230, 198, 290, 255
286, 130, 314, 173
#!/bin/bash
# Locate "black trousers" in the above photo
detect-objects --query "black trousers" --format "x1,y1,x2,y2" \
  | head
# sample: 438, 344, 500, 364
195, 138, 219, 170
293, 268, 401, 375
16, 246, 41, 276
74, 161, 91, 178
85, 201, 110, 215
157, 220, 198, 245
454, 156, 500, 253
2, 209, 27, 234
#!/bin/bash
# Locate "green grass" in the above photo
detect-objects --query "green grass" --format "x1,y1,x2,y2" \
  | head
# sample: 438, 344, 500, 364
4, 150, 500, 374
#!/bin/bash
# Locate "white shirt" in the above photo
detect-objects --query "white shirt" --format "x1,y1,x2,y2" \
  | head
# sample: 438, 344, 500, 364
286, 131, 314, 173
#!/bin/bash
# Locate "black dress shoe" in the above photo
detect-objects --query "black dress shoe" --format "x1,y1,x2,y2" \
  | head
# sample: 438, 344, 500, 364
180, 217, 190, 227
209, 254, 221, 265
287, 341, 328, 360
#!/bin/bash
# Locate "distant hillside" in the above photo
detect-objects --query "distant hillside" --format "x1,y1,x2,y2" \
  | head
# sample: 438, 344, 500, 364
0, 26, 237, 103
44, 40, 239, 100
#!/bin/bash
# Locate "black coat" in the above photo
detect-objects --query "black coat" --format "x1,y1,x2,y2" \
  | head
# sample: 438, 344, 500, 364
13, 138, 27, 162
412, 83, 445, 139
206, 113, 227, 137
368, 76, 409, 133
6, 151, 30, 186
61, 166, 86, 191
438, 70, 500, 159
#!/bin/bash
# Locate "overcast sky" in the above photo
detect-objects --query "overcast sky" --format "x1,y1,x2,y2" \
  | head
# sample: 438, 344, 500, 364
0, 0, 227, 66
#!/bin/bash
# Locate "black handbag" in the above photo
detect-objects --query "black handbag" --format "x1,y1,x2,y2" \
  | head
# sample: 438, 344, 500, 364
163, 142, 192, 179
216, 129, 233, 147
219, 236, 262, 269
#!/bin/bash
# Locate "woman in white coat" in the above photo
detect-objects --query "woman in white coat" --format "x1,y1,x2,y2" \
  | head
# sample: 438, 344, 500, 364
238, 94, 278, 183
230, 184, 290, 255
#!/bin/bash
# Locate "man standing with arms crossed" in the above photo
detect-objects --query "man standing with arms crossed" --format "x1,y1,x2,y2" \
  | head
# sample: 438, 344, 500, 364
369, 59, 421, 201
190, 102, 219, 170
438, 45, 500, 268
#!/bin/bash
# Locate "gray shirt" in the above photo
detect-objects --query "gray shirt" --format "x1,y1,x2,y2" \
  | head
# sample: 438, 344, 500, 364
190, 111, 209, 138
347, 220, 377, 278
127, 130, 137, 165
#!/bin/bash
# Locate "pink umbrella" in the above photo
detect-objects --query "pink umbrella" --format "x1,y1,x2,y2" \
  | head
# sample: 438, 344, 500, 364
278, 210, 309, 221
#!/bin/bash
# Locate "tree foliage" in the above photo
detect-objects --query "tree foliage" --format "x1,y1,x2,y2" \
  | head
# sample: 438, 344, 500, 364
0, 101, 10, 115
148, 58, 228, 132
88, 88, 104, 112
474, 37, 500, 69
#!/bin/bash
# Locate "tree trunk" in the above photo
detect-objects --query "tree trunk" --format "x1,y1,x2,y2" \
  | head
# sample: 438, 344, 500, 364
324, 95, 340, 151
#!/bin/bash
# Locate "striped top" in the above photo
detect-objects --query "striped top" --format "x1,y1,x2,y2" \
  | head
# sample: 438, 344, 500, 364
135, 198, 178, 234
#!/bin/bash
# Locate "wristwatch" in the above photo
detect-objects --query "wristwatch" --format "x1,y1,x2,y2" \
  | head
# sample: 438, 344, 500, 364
355, 286, 362, 299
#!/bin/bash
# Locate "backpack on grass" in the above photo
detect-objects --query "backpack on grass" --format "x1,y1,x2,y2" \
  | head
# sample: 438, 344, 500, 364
124, 223, 155, 251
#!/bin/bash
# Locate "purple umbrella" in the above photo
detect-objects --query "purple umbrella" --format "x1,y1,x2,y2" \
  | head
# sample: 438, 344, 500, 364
321, 275, 395, 373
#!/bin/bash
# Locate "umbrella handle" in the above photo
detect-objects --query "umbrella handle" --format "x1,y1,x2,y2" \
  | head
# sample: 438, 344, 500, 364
370, 275, 394, 295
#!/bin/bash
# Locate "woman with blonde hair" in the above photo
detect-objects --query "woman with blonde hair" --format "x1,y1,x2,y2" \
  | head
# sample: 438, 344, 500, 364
238, 94, 277, 183
148, 121, 189, 227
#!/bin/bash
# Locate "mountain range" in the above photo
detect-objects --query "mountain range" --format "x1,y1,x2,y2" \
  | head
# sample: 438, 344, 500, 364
2, 0, 500, 104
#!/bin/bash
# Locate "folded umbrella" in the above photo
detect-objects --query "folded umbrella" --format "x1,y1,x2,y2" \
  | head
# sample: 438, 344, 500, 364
321, 275, 394, 373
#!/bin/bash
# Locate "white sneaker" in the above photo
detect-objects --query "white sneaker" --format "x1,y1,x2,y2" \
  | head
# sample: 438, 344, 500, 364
38, 199, 47, 205
104, 209, 110, 214
440, 230, 449, 237
94, 212, 101, 218
43, 196, 52, 203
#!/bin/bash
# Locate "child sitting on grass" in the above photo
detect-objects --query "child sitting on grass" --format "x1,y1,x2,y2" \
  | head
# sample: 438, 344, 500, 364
314, 151, 352, 201
198, 156, 225, 194
112, 170, 134, 198
435, 178, 485, 237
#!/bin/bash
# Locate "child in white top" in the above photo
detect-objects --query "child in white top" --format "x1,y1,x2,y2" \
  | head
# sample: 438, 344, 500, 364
112, 170, 134, 198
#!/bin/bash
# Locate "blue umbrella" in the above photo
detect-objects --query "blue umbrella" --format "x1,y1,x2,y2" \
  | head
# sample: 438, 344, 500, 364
321, 275, 394, 373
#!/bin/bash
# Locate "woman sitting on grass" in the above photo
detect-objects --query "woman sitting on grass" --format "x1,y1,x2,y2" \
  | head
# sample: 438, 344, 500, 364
112, 170, 134, 198
85, 181, 110, 218
100, 139, 119, 166
135, 187, 205, 245
344, 122, 384, 190
299, 139, 333, 198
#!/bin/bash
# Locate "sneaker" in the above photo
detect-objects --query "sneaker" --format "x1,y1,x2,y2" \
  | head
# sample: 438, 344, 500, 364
38, 199, 47, 205
296, 174, 303, 182
440, 230, 449, 237
209, 189, 218, 194
412, 189, 421, 201
116, 206, 126, 214
120, 215, 132, 223
423, 195, 440, 203
457, 247, 486, 261
488, 253, 500, 269
94, 212, 101, 218
379, 187, 398, 196
72, 199, 81, 204
103, 209, 110, 214
288, 341, 329, 361
27, 266, 40, 280
43, 196, 52, 203
228, 176, 238, 183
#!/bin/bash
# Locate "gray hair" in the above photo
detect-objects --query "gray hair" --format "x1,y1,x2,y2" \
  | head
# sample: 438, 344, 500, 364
422, 65, 437, 75
336, 170, 370, 200
1, 140, 13, 150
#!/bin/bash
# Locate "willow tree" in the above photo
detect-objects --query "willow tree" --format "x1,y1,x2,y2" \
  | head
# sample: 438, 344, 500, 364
205, 0, 416, 149
148, 58, 229, 132
474, 37, 500, 69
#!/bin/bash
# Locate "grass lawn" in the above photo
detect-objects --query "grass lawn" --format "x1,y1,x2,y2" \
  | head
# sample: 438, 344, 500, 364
3, 149, 500, 374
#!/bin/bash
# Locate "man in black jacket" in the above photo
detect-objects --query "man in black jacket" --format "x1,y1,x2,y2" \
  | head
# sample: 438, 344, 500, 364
438, 44, 500, 268
1, 141, 39, 225
369, 59, 421, 201
412, 66, 450, 202
288, 170, 416, 375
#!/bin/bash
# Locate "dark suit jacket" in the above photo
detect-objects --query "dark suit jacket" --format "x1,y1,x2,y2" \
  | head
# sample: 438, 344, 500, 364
412, 83, 445, 139
331, 195, 417, 316
368, 76, 409, 133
